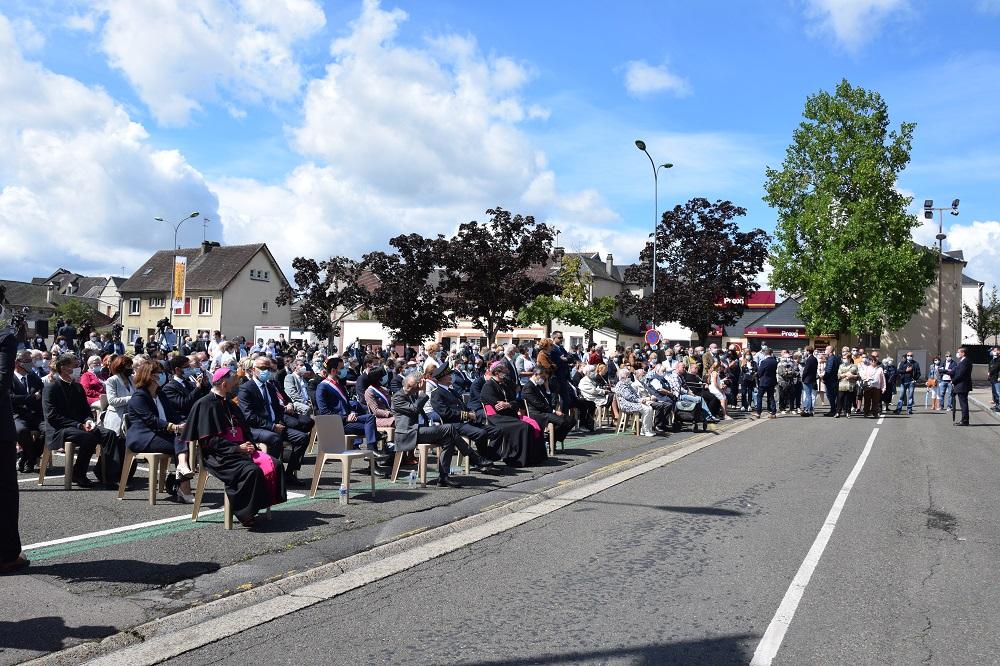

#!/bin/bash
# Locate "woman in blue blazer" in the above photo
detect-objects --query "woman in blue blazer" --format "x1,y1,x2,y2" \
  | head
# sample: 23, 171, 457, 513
126, 360, 192, 501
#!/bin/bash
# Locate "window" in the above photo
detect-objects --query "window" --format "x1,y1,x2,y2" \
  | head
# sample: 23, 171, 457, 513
859, 332, 881, 349
261, 301, 269, 313
129, 298, 140, 315
142, 268, 153, 276
198, 297, 212, 315
173, 297, 191, 316
127, 328, 139, 343
149, 297, 165, 308
250, 269, 270, 282
175, 329, 190, 340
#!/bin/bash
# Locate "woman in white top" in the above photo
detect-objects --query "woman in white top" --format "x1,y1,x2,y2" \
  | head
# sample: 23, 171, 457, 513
708, 359, 732, 419
103, 354, 138, 435
515, 344, 535, 384
423, 342, 441, 376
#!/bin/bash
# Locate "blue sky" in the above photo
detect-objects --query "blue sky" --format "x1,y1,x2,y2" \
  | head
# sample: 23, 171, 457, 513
1, 0, 998, 290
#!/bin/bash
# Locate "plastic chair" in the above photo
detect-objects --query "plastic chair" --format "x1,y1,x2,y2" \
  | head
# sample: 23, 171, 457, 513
308, 415, 376, 501
192, 441, 270, 530
613, 397, 641, 436
37, 440, 106, 490
116, 449, 170, 504
523, 399, 558, 455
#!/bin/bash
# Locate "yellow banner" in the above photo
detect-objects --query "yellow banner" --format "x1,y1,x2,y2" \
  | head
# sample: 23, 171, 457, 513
172, 255, 187, 309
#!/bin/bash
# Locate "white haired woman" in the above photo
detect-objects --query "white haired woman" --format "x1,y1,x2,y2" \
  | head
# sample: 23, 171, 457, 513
612, 368, 655, 436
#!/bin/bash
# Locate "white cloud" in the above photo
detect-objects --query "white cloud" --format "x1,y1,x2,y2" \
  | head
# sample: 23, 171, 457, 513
64, 12, 98, 33
11, 17, 44, 51
945, 220, 1000, 290
623, 59, 690, 97
0, 13, 218, 280
804, 0, 908, 52
94, 0, 326, 125
218, 0, 622, 269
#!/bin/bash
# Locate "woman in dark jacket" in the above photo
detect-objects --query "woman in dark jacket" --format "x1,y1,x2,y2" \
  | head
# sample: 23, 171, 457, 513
126, 360, 192, 501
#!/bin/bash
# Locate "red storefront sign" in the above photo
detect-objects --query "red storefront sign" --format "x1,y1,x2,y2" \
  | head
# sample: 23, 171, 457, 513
744, 326, 805, 338
714, 291, 776, 309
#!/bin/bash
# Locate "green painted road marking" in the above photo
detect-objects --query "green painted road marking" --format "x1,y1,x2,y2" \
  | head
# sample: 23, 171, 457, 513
23, 430, 636, 561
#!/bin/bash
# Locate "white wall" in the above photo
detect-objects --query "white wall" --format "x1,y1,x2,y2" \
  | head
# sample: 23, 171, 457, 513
961, 282, 983, 344
219, 251, 290, 340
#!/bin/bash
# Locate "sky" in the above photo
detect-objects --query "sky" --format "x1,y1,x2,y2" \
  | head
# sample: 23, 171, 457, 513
1, 0, 999, 293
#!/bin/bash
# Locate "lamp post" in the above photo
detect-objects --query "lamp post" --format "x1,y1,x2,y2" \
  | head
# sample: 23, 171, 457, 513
634, 140, 673, 332
154, 211, 199, 324
923, 198, 959, 359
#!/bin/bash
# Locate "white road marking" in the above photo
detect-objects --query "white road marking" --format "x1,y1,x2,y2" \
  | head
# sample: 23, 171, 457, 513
750, 426, 881, 666
80, 419, 764, 666
22, 490, 307, 551
877, 415, 885, 425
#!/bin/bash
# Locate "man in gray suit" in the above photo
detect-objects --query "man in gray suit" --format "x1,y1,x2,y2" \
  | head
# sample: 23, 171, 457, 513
391, 375, 471, 488
283, 359, 314, 416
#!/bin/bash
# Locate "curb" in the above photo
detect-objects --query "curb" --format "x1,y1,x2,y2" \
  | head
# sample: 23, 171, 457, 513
969, 395, 1000, 422
26, 418, 761, 666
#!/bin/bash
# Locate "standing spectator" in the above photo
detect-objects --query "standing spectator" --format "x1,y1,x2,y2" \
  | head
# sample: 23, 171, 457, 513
836, 354, 860, 418
800, 347, 818, 416
989, 347, 1000, 412
1, 310, 29, 573
753, 348, 778, 419
821, 345, 841, 417
859, 356, 885, 417
57, 320, 77, 350
881, 358, 897, 413
938, 352, 957, 411
134, 336, 145, 355
951, 347, 972, 426
776, 351, 798, 414
893, 351, 921, 415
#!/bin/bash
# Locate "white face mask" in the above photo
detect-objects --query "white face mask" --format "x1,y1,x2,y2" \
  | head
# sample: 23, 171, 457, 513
71, 368, 81, 380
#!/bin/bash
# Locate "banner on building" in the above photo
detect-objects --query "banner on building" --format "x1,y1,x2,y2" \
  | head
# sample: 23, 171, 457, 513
172, 255, 187, 309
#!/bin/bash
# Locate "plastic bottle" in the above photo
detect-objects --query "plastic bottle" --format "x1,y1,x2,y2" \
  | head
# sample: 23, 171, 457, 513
339, 483, 348, 504
407, 470, 417, 488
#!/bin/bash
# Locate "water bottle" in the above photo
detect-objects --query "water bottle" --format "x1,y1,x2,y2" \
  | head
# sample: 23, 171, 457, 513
407, 470, 417, 488
338, 483, 348, 504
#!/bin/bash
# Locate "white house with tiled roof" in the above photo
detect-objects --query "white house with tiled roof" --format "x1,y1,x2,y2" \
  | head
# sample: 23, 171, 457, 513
118, 241, 290, 344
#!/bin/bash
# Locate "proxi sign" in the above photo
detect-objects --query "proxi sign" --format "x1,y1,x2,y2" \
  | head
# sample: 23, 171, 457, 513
780, 330, 800, 338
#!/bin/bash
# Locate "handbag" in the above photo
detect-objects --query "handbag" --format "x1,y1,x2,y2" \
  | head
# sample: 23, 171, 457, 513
926, 378, 937, 388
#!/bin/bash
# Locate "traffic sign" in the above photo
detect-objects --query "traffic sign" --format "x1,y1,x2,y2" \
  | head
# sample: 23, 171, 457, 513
644, 329, 660, 346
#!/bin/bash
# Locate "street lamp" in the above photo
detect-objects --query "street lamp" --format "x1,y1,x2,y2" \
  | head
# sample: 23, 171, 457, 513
635, 139, 673, 331
923, 198, 959, 358
155, 211, 199, 324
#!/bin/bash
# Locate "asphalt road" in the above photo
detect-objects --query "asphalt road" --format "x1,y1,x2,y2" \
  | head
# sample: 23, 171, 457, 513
2, 417, 707, 665
166, 400, 1000, 666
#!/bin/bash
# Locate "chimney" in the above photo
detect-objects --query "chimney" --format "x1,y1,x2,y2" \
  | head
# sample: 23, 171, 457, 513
46, 283, 55, 305
201, 241, 220, 255
605, 253, 613, 274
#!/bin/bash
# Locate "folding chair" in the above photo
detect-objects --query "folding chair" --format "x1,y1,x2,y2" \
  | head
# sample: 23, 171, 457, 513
308, 415, 376, 501
37, 440, 106, 490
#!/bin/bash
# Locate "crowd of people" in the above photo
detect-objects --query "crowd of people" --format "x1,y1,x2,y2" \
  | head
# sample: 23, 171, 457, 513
3, 306, 997, 574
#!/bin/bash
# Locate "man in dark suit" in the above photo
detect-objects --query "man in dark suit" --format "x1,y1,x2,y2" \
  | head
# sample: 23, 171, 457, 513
11, 350, 44, 472
522, 368, 575, 443
1, 315, 29, 572
42, 353, 120, 487
550, 331, 575, 414
800, 347, 819, 417
951, 347, 973, 426
429, 365, 502, 465
822, 345, 841, 417
238, 357, 310, 485
392, 374, 471, 487
754, 348, 778, 419
161, 356, 210, 419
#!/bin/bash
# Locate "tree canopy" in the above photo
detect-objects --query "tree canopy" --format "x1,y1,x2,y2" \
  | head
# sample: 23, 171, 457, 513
764, 79, 936, 336
439, 207, 558, 344
275, 256, 367, 347
363, 234, 453, 345
518, 255, 617, 338
962, 286, 1000, 345
619, 197, 770, 341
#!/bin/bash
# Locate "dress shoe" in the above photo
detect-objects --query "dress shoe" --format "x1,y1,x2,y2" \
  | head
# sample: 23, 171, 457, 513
176, 462, 194, 480
0, 554, 30, 575
73, 474, 95, 488
372, 466, 391, 479
953, 422, 969, 427
437, 477, 461, 488
284, 473, 306, 487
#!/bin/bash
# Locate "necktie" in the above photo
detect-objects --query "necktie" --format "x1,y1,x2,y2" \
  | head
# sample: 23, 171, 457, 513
260, 383, 275, 422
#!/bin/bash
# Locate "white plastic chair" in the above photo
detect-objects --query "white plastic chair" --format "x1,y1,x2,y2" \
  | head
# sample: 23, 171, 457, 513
308, 415, 376, 501
192, 441, 271, 529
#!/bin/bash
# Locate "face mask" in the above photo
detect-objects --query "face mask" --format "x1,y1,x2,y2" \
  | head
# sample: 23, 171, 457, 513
90, 366, 101, 374
71, 368, 81, 380
157, 373, 168, 387
183, 368, 197, 378
906, 356, 913, 361
258, 369, 272, 383
34, 359, 46, 368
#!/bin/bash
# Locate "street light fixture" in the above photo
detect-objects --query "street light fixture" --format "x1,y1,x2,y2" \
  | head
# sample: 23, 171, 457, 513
155, 211, 200, 325
635, 139, 673, 333
923, 198, 959, 359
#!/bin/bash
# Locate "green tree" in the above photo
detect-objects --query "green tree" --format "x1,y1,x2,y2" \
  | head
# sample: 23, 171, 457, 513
518, 255, 617, 340
962, 286, 1000, 345
50, 299, 100, 327
764, 80, 936, 336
